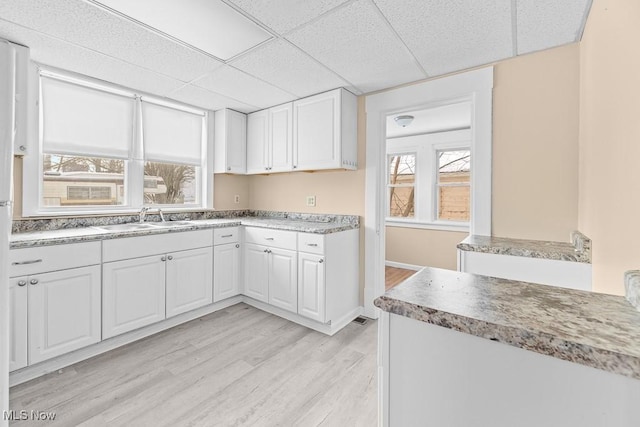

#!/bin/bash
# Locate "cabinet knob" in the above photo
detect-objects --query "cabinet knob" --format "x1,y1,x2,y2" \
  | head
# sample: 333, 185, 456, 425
318, 259, 324, 264
236, 244, 240, 248
227, 167, 231, 171
29, 279, 39, 285
168, 255, 173, 260
161, 256, 166, 261
263, 249, 269, 253
17, 280, 27, 287
293, 165, 297, 169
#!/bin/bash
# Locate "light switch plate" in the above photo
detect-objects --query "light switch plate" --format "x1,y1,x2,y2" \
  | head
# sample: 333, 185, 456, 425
306, 195, 316, 207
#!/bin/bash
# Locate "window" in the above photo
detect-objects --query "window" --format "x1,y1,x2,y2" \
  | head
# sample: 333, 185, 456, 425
388, 154, 416, 218
24, 68, 211, 216
386, 130, 471, 230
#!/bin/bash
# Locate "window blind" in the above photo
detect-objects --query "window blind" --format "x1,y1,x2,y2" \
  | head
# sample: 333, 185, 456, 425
141, 100, 204, 165
41, 76, 134, 159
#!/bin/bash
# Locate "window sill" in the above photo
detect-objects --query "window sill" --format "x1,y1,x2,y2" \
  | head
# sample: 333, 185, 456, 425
385, 219, 470, 233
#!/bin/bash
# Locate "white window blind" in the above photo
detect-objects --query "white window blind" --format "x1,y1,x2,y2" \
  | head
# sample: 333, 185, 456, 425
41, 76, 134, 159
141, 100, 204, 165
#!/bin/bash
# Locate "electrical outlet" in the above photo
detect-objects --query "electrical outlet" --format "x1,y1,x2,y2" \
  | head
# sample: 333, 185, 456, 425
234, 195, 240, 204
306, 195, 316, 207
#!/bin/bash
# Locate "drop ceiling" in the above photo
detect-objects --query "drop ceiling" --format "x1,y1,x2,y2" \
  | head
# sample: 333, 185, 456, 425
0, 0, 592, 113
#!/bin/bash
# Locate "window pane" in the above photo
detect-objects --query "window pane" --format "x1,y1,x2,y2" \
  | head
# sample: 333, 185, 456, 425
42, 154, 125, 207
389, 186, 415, 218
144, 162, 198, 205
437, 150, 470, 221
389, 154, 415, 185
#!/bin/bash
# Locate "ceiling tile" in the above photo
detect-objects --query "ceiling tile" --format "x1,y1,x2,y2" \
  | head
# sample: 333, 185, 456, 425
0, 0, 223, 82
0, 19, 184, 96
286, 0, 426, 93
228, 0, 350, 35
230, 39, 349, 98
374, 0, 513, 77
516, 0, 591, 55
167, 84, 258, 113
193, 65, 297, 109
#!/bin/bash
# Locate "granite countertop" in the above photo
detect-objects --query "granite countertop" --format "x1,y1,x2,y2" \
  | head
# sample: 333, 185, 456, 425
10, 215, 359, 249
457, 231, 591, 263
375, 267, 640, 380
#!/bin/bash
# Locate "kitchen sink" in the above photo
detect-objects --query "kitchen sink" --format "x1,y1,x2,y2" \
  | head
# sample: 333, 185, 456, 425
155, 220, 195, 227
96, 223, 162, 231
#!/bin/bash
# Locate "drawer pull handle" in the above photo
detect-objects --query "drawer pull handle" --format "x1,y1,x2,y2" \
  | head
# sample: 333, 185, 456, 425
30, 279, 39, 285
307, 243, 318, 247
235, 244, 240, 248
12, 259, 43, 266
17, 280, 27, 287
265, 237, 274, 241
318, 259, 324, 264
221, 234, 233, 238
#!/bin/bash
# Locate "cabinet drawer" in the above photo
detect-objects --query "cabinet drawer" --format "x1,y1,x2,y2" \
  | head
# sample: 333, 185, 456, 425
214, 227, 240, 245
245, 227, 296, 250
9, 241, 101, 277
103, 229, 213, 262
298, 233, 324, 255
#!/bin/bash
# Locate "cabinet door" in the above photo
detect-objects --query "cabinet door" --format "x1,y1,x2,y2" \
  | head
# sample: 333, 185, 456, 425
246, 110, 269, 174
298, 252, 326, 323
214, 242, 241, 302
269, 248, 298, 313
270, 103, 293, 172
166, 247, 213, 318
244, 243, 269, 303
9, 277, 28, 372
293, 90, 340, 171
103, 255, 166, 339
227, 109, 247, 173
28, 266, 101, 364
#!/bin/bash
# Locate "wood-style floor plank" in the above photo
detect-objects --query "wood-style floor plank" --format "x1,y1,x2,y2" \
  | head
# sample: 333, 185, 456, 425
385, 266, 417, 290
10, 303, 377, 427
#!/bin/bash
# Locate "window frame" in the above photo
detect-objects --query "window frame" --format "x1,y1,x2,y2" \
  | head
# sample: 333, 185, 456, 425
22, 65, 214, 217
387, 152, 418, 220
386, 129, 471, 232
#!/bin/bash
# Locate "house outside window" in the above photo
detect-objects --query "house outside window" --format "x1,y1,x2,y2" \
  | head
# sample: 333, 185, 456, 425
386, 129, 471, 231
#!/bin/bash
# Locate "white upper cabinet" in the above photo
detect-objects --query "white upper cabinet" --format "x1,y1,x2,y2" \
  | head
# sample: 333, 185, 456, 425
246, 109, 269, 174
214, 109, 247, 174
246, 103, 293, 174
293, 88, 357, 172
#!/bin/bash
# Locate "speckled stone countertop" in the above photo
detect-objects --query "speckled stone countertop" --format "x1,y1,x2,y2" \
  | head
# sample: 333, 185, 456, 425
457, 231, 591, 263
10, 211, 360, 249
626, 271, 640, 311
375, 267, 640, 380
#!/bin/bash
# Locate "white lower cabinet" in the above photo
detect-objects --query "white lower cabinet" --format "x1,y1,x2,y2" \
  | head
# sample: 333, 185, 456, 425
297, 252, 325, 323
102, 255, 166, 339
9, 278, 28, 372
166, 247, 213, 318
213, 242, 241, 302
268, 247, 297, 313
244, 242, 298, 313
244, 243, 270, 303
28, 266, 102, 364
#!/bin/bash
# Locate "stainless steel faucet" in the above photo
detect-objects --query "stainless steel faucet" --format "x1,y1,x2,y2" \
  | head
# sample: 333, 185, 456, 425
157, 208, 165, 222
139, 207, 149, 223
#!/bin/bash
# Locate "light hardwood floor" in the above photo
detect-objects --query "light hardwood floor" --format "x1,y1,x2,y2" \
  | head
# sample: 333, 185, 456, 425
10, 304, 377, 427
385, 266, 416, 290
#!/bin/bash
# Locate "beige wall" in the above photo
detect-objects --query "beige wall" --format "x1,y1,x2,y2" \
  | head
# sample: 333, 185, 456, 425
12, 157, 23, 219
492, 43, 580, 242
578, 0, 640, 295
213, 173, 250, 210
385, 227, 467, 270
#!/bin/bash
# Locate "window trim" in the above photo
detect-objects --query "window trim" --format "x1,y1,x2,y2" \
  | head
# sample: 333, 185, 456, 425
385, 130, 471, 231
23, 64, 213, 217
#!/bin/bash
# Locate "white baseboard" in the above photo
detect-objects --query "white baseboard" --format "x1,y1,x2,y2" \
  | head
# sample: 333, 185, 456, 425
385, 260, 424, 271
